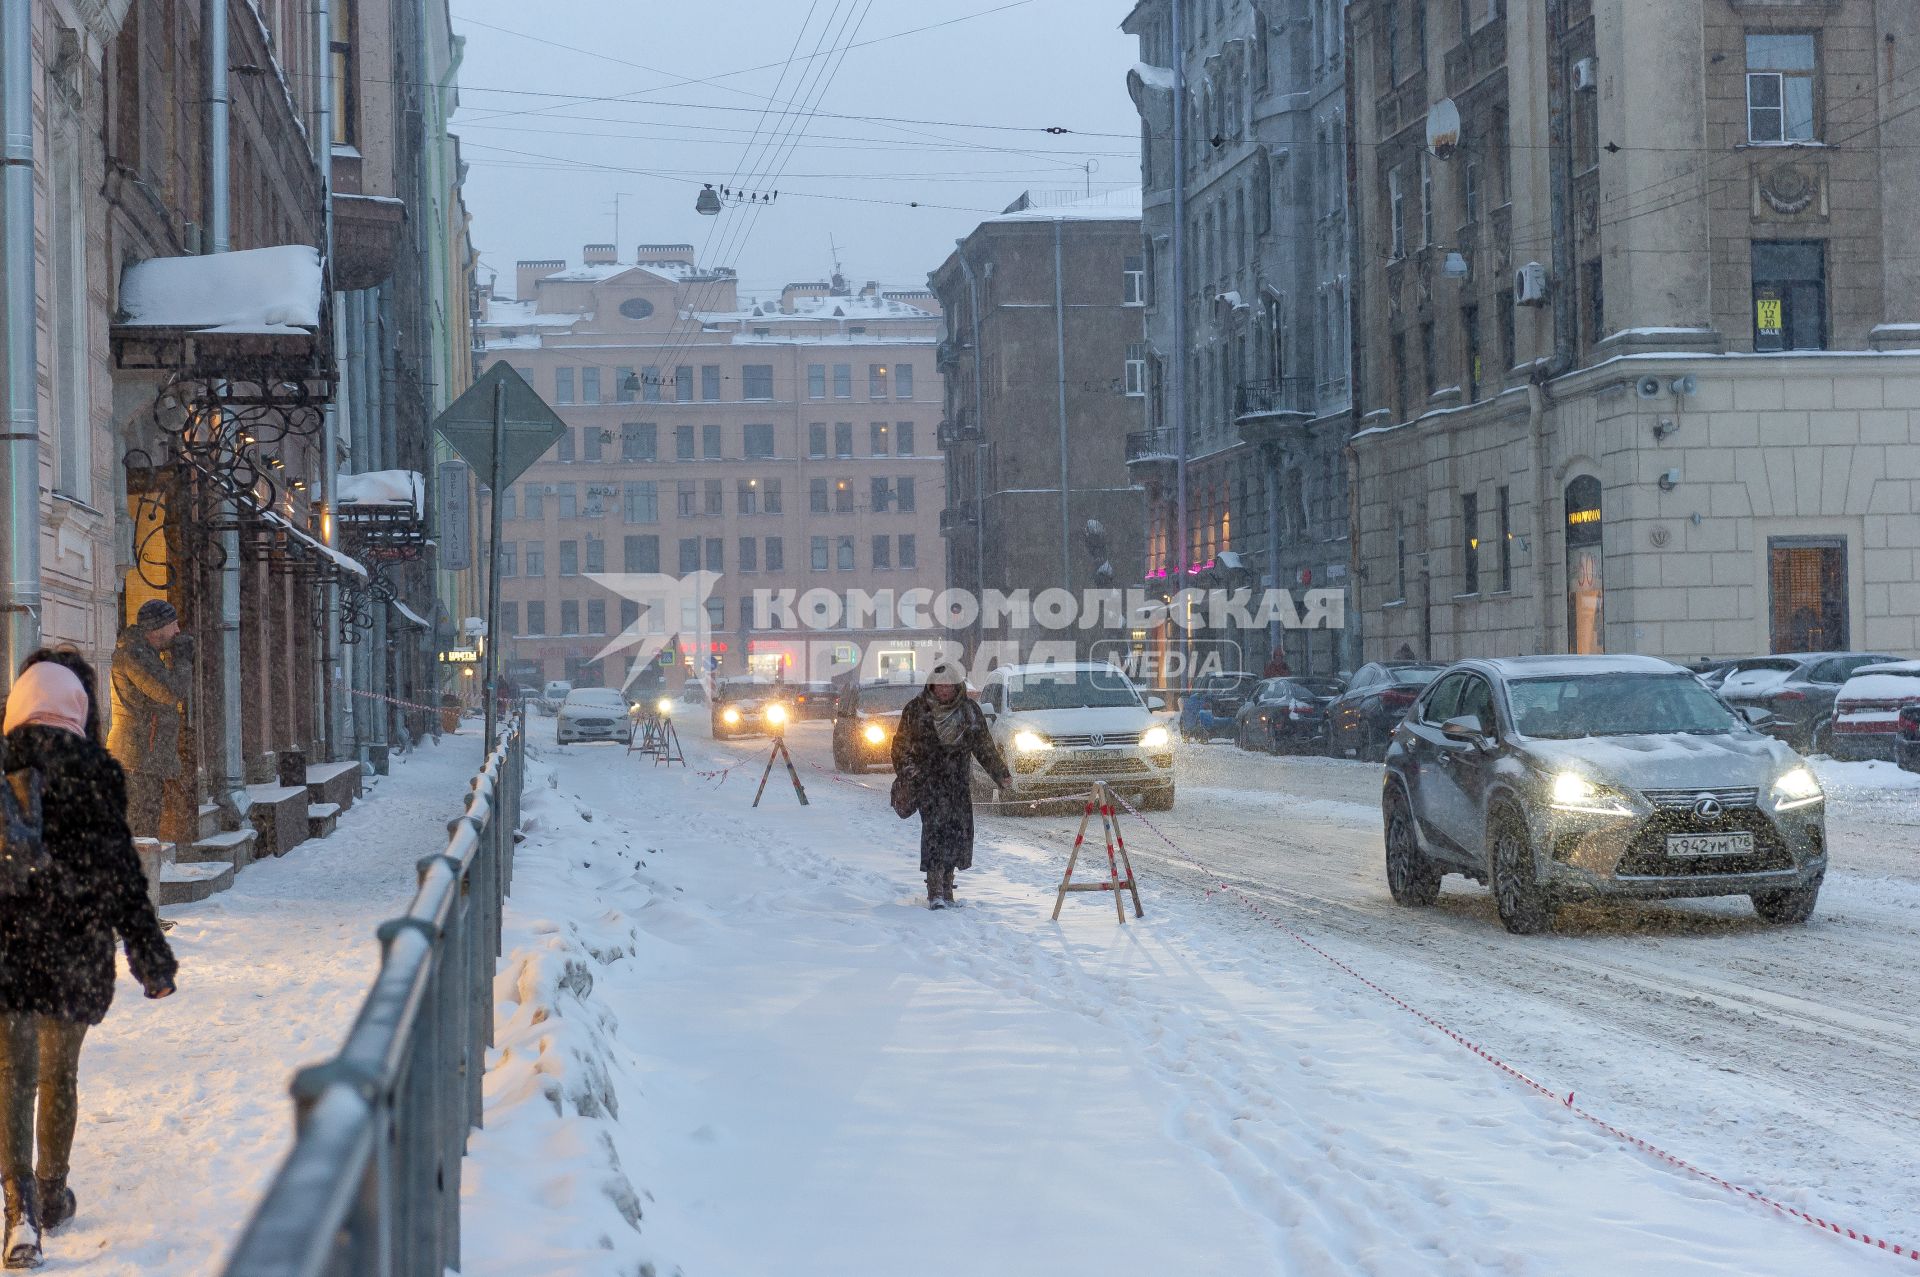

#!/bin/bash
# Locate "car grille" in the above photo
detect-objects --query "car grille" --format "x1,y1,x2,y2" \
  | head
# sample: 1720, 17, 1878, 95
1046, 755, 1151, 777
1639, 787, 1759, 811
1612, 810, 1793, 878
1049, 732, 1142, 748
572, 717, 616, 728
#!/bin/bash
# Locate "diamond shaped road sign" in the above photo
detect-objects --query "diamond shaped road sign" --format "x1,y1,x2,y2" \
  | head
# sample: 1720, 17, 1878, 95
433, 362, 569, 487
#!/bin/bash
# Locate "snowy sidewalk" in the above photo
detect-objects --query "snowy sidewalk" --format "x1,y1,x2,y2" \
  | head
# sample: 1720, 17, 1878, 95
463, 725, 1915, 1277
65, 733, 484, 1275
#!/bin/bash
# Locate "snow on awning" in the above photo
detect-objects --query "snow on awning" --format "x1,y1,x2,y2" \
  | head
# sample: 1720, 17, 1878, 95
118, 245, 323, 335
337, 470, 426, 519
261, 508, 369, 579
389, 599, 431, 629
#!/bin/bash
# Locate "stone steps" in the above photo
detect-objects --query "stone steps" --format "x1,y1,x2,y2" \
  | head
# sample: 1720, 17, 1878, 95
307, 802, 341, 841
245, 783, 311, 858
158, 861, 234, 905
180, 828, 259, 873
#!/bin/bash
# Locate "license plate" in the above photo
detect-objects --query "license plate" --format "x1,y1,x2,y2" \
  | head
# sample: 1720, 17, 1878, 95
1079, 749, 1124, 762
1665, 832, 1753, 858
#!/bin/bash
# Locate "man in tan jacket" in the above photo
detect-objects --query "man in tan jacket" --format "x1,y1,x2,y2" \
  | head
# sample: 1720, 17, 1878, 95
107, 599, 195, 843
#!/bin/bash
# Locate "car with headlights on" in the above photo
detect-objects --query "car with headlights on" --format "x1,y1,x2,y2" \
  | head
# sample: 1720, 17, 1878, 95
710, 677, 790, 741
976, 663, 1174, 811
1381, 655, 1827, 934
555, 687, 631, 745
831, 679, 921, 772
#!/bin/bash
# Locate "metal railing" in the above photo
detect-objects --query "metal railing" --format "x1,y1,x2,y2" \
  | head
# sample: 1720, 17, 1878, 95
1125, 429, 1178, 463
1234, 377, 1317, 419
221, 714, 526, 1277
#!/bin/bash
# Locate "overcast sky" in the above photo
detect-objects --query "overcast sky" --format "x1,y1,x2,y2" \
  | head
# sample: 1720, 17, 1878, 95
448, 0, 1143, 300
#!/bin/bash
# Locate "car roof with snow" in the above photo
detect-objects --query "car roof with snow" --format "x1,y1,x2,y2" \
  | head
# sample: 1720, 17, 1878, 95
988, 662, 1136, 680
1460, 655, 1688, 680
1845, 660, 1920, 678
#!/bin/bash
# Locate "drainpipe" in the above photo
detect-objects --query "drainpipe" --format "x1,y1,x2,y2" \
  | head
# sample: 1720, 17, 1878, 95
1053, 218, 1072, 595
1263, 456, 1280, 667
206, 0, 247, 805
1170, 0, 1189, 649
0, 0, 39, 677
315, 0, 340, 761
1342, 0, 1365, 674
953, 245, 987, 652
374, 287, 396, 747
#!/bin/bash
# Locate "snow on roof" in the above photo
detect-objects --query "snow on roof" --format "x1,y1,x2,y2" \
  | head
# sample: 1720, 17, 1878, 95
1471, 655, 1687, 679
986, 188, 1144, 224
696, 292, 935, 325
390, 599, 431, 628
118, 245, 323, 334
1132, 62, 1176, 90
483, 298, 583, 328
261, 509, 369, 579
540, 260, 710, 285
337, 470, 425, 517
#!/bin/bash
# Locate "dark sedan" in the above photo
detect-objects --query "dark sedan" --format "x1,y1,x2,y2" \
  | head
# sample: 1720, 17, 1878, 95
791, 682, 840, 721
831, 679, 921, 772
1712, 651, 1900, 752
1234, 677, 1345, 753
1327, 662, 1443, 761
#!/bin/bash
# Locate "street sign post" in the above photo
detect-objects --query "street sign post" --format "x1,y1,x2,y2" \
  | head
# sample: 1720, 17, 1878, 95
433, 363, 568, 746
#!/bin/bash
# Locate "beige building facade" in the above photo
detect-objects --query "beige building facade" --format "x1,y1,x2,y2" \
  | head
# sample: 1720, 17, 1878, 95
1348, 0, 1920, 665
479, 247, 946, 690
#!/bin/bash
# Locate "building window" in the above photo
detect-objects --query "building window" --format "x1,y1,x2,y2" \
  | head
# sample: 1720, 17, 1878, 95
1420, 152, 1434, 246
524, 485, 545, 521
834, 422, 853, 457
556, 484, 578, 519
1462, 305, 1482, 401
705, 537, 724, 571
703, 424, 722, 459
585, 537, 605, 573
587, 599, 606, 635
616, 366, 636, 403
581, 367, 600, 404
873, 535, 892, 569
679, 538, 700, 573
1125, 343, 1148, 397
897, 422, 916, 456
706, 597, 725, 631
1751, 240, 1826, 351
808, 423, 828, 457
811, 536, 829, 571
837, 535, 856, 570
643, 366, 662, 403
869, 364, 889, 398
1460, 492, 1480, 595
870, 476, 891, 512
835, 478, 854, 514
525, 542, 545, 577
1747, 34, 1817, 144
500, 543, 516, 577
896, 477, 915, 512
807, 364, 826, 398
701, 365, 721, 400
1394, 513, 1408, 602
1769, 537, 1847, 651
624, 481, 658, 524
764, 478, 783, 513
675, 425, 695, 461
500, 602, 518, 638
833, 363, 852, 398
740, 537, 758, 571
556, 428, 575, 464
896, 364, 914, 399
582, 426, 604, 463
559, 541, 579, 577
676, 480, 696, 517
870, 422, 890, 456
1582, 259, 1605, 349
526, 601, 545, 636
674, 366, 693, 402
1385, 0, 1402, 84
1124, 254, 1146, 304
330, 1, 356, 145
555, 368, 575, 404
738, 479, 759, 515
1388, 167, 1407, 259
743, 364, 774, 400
899, 534, 916, 569
1565, 475, 1604, 655
766, 537, 785, 571
1391, 331, 1409, 421
1497, 485, 1513, 593
499, 488, 517, 521
1463, 159, 1480, 225
1498, 289, 1516, 375
558, 600, 578, 636
1420, 321, 1438, 398
703, 479, 722, 516
622, 423, 656, 462
620, 599, 641, 631
623, 534, 659, 572
810, 478, 830, 514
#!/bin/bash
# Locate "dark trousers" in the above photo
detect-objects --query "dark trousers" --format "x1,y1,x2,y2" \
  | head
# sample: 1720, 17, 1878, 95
124, 773, 189, 846
0, 1016, 88, 1184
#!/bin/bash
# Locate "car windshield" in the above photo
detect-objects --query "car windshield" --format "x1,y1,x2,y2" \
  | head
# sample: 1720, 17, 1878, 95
1507, 673, 1743, 739
1389, 667, 1441, 686
856, 684, 920, 713
718, 680, 772, 698
566, 690, 624, 708
1007, 668, 1143, 711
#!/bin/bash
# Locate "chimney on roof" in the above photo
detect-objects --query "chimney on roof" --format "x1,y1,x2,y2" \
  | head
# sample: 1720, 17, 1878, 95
635, 243, 696, 267
583, 243, 618, 265
515, 258, 566, 300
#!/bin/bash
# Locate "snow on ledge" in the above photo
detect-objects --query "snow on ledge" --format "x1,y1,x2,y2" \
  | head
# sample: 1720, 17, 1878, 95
119, 245, 323, 335
337, 469, 425, 517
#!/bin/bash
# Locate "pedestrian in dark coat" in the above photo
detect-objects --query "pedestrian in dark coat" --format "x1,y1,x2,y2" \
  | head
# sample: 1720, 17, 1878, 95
0, 652, 178, 1267
890, 662, 1011, 909
106, 599, 194, 844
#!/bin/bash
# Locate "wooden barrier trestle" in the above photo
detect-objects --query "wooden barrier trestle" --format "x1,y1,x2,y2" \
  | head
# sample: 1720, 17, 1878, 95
1051, 781, 1144, 923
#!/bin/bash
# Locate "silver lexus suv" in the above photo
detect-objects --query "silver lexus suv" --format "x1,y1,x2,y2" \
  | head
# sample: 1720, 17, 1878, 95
1381, 655, 1827, 934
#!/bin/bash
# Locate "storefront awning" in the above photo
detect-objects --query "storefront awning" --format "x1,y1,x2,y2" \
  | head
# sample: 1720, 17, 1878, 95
260, 508, 369, 580
390, 599, 431, 629
111, 246, 332, 390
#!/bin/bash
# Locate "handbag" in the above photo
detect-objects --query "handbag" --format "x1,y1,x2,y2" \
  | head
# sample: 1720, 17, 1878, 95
0, 737, 50, 898
889, 773, 918, 820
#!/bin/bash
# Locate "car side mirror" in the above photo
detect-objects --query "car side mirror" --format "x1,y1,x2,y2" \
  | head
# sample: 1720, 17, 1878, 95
1739, 705, 1772, 727
983, 704, 997, 719
1440, 715, 1489, 745
1147, 696, 1166, 711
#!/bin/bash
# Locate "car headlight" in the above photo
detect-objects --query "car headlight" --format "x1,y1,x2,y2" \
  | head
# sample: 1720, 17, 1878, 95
765, 703, 788, 727
1139, 725, 1170, 749
1548, 771, 1635, 816
721, 707, 741, 725
863, 722, 887, 745
1771, 766, 1824, 811
1012, 729, 1052, 752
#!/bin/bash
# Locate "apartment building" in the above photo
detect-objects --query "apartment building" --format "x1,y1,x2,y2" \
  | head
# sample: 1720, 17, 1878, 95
478, 247, 945, 689
1347, 0, 1920, 662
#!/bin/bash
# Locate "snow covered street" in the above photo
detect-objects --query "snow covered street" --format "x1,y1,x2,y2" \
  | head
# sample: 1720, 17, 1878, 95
55, 734, 483, 1275
463, 718, 1920, 1275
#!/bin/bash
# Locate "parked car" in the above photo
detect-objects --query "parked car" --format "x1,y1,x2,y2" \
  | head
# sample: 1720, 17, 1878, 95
1830, 661, 1920, 761
1898, 705, 1920, 774
977, 663, 1174, 811
831, 679, 921, 772
790, 681, 839, 721
711, 677, 790, 741
1326, 662, 1443, 760
1382, 655, 1827, 934
555, 688, 630, 745
1711, 652, 1900, 753
1687, 659, 1740, 689
1234, 677, 1346, 753
1178, 671, 1260, 741
538, 679, 573, 717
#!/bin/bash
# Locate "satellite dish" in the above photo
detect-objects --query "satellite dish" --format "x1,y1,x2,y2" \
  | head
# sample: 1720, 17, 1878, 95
1426, 98, 1462, 159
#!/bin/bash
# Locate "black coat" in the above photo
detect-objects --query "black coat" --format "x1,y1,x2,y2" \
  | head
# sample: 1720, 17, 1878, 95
0, 726, 178, 1024
891, 693, 1009, 873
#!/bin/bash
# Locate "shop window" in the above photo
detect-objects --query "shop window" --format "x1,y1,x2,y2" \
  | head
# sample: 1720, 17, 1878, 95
1564, 475, 1603, 654
1769, 537, 1847, 652
1752, 240, 1826, 351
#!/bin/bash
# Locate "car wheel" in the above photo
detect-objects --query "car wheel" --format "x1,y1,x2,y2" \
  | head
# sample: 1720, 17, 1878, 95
1383, 789, 1442, 907
1362, 726, 1389, 764
1489, 806, 1555, 935
1752, 877, 1821, 924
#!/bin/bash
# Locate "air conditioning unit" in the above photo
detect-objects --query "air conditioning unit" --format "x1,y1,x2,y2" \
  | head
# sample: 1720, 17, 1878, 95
1515, 262, 1550, 306
1573, 57, 1597, 92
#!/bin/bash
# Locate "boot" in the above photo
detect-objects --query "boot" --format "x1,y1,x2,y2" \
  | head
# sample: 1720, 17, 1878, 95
926, 871, 945, 910
32, 1179, 70, 1233
942, 867, 957, 905
2, 1177, 40, 1270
